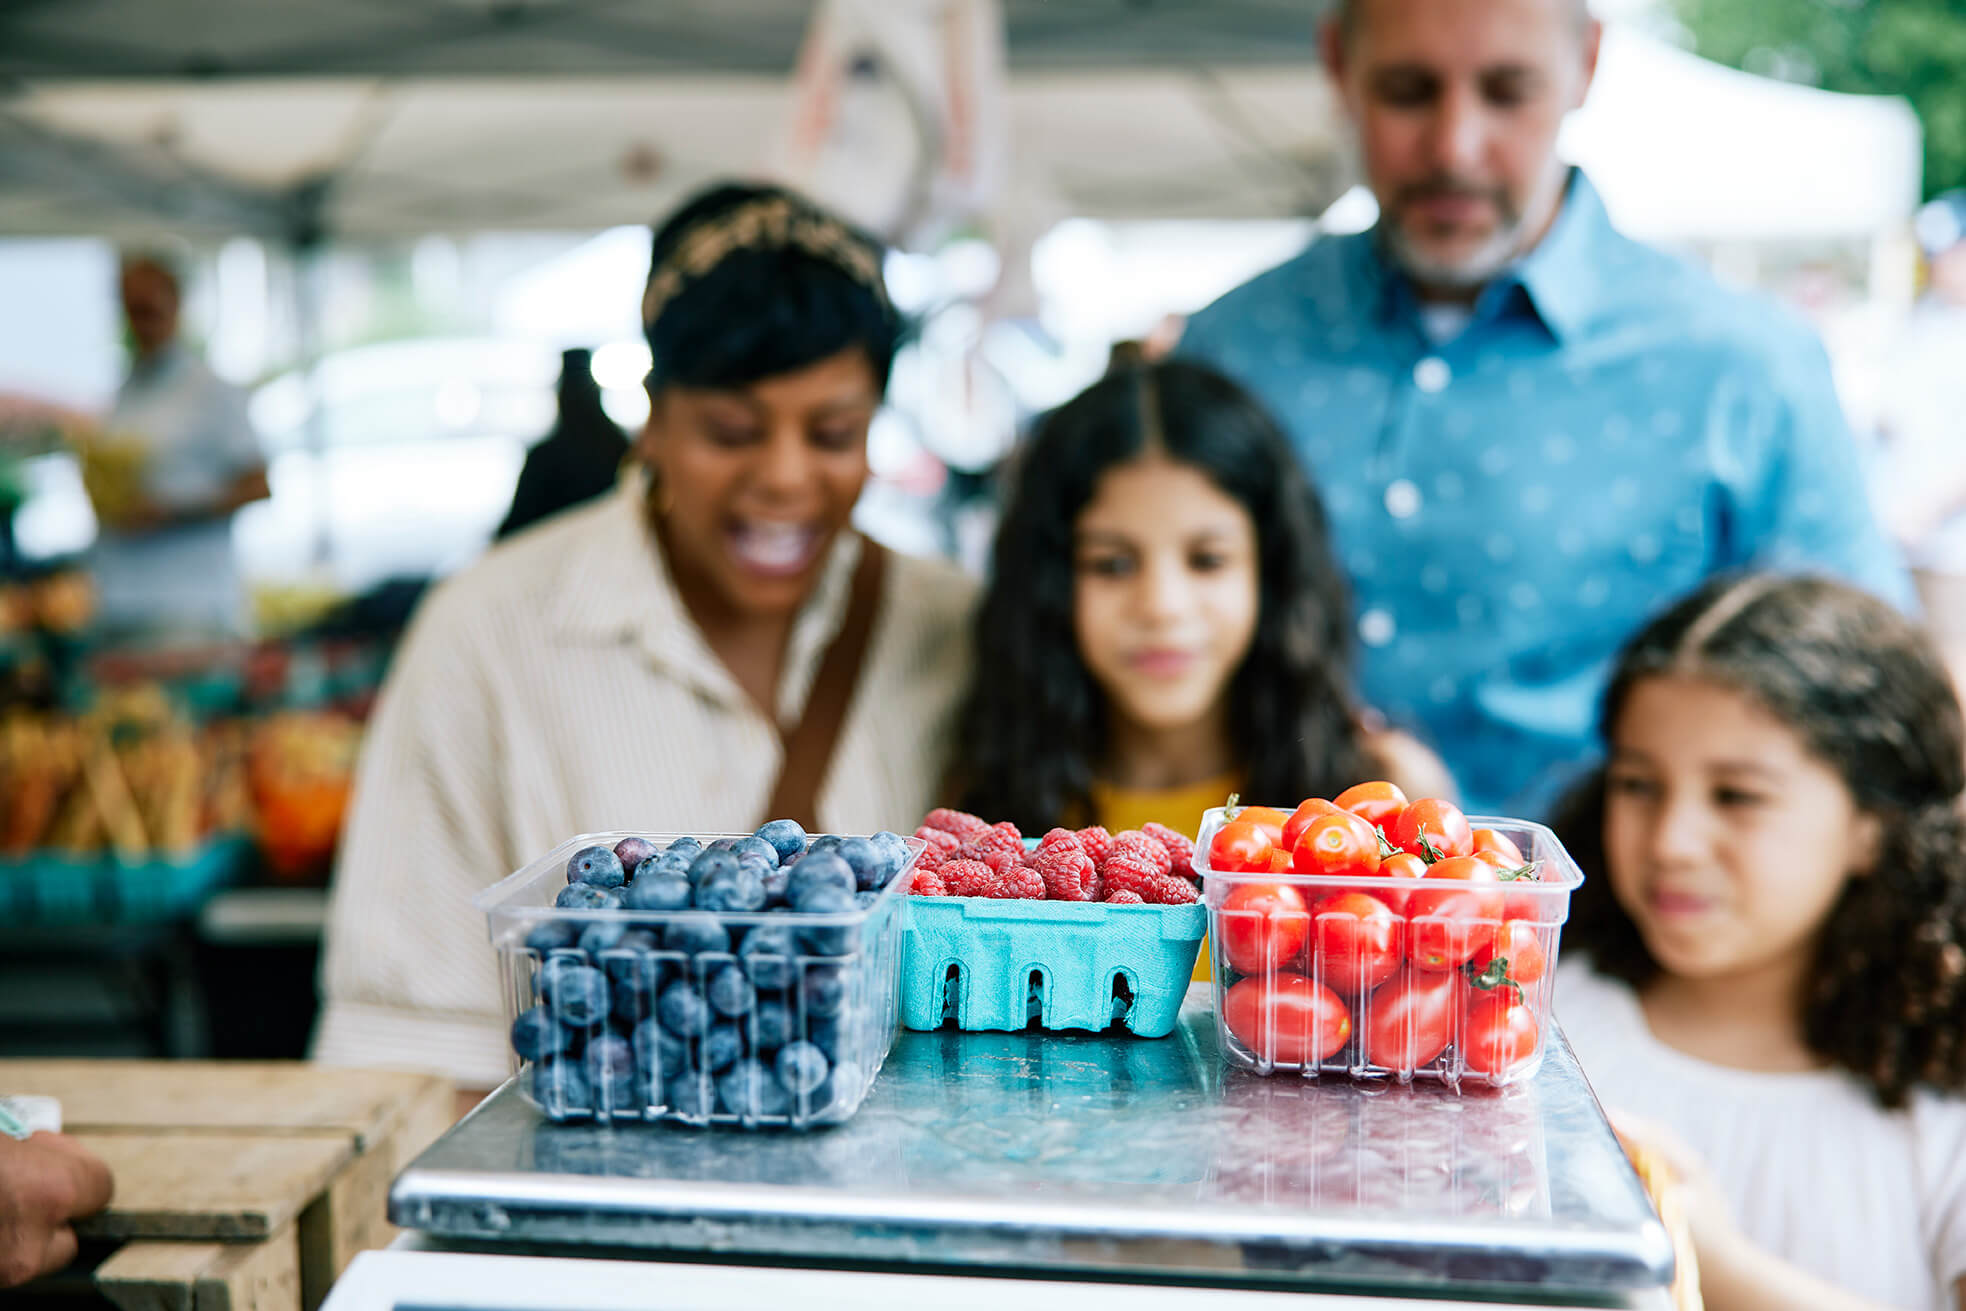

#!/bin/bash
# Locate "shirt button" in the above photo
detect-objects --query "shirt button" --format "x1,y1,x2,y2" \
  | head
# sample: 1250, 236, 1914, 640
1359, 608, 1397, 647
1384, 478, 1422, 519
1413, 357, 1451, 393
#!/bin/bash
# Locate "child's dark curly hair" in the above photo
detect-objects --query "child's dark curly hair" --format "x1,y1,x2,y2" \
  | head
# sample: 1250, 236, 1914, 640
1553, 573, 1966, 1108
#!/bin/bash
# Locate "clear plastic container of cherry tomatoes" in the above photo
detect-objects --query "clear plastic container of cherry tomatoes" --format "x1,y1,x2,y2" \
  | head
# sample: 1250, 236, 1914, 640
1195, 806, 1583, 1087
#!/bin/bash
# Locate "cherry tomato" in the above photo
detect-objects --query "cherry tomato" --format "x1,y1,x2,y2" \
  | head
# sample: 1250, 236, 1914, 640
1223, 973, 1352, 1066
1334, 780, 1409, 831
1292, 809, 1383, 880
1280, 798, 1344, 854
1370, 850, 1429, 915
1467, 920, 1548, 987
1406, 855, 1504, 970
1461, 991, 1541, 1079
1362, 969, 1463, 1072
1307, 891, 1403, 995
1237, 805, 1290, 846
1219, 882, 1309, 976
1472, 848, 1547, 921
1207, 818, 1276, 874
1268, 845, 1295, 872
1470, 828, 1525, 865
1387, 798, 1474, 861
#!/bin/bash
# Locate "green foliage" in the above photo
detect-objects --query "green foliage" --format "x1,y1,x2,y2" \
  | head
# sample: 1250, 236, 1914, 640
1673, 0, 1966, 199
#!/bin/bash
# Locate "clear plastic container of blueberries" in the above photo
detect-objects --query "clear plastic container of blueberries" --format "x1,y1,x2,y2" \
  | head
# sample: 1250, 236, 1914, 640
475, 828, 922, 1129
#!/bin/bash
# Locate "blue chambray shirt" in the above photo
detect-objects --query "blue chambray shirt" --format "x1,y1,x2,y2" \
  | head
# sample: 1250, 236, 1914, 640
1180, 170, 1913, 817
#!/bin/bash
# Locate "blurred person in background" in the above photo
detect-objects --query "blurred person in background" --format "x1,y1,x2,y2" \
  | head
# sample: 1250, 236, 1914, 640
1875, 190, 1966, 689
496, 347, 630, 540
1179, 0, 1910, 817
93, 252, 269, 634
312, 183, 975, 1108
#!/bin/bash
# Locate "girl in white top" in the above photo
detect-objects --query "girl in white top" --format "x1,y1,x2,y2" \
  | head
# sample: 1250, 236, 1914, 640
1550, 573, 1966, 1311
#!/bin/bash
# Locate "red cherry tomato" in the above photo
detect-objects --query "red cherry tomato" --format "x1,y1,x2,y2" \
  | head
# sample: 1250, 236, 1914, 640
1292, 809, 1383, 880
1406, 855, 1504, 970
1370, 850, 1429, 915
1471, 828, 1525, 865
1334, 780, 1410, 831
1461, 991, 1541, 1079
1472, 847, 1547, 921
1237, 805, 1290, 846
1308, 891, 1403, 995
1388, 798, 1474, 861
1362, 969, 1463, 1072
1280, 798, 1344, 854
1223, 973, 1352, 1065
1219, 881, 1310, 976
1467, 919, 1548, 985
1207, 818, 1276, 874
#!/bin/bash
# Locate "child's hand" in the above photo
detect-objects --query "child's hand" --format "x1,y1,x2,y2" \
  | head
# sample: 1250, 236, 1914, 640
1611, 1109, 1739, 1249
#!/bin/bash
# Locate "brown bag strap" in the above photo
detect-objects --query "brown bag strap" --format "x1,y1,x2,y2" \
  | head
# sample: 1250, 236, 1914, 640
763, 541, 888, 831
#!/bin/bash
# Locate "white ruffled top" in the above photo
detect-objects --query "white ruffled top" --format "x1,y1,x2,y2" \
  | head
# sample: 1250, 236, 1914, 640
1557, 959, 1966, 1309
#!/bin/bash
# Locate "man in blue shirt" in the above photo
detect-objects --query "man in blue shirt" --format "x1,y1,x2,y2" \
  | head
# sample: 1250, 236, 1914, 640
1180, 0, 1911, 815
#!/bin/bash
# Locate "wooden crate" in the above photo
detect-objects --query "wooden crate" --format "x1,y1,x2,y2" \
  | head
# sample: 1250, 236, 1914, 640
2, 1062, 453, 1311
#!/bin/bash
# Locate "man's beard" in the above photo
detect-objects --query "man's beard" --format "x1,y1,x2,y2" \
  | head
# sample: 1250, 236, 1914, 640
1382, 178, 1525, 290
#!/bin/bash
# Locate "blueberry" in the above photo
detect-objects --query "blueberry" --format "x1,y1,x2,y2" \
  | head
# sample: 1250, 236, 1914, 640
542, 960, 609, 1027
510, 1006, 572, 1062
725, 834, 778, 869
809, 1014, 851, 1064
751, 998, 794, 1052
524, 919, 579, 953
566, 845, 626, 889
612, 836, 659, 874
554, 883, 620, 911
800, 963, 848, 1017
666, 836, 704, 859
806, 835, 843, 859
657, 982, 712, 1038
872, 831, 910, 881
855, 890, 881, 909
530, 1058, 593, 1120
597, 928, 661, 995
663, 912, 730, 957
705, 838, 738, 854
786, 852, 855, 904
706, 964, 756, 1018
758, 864, 791, 907
579, 917, 629, 955
738, 924, 797, 990
687, 849, 741, 887
701, 1023, 745, 1073
632, 1016, 687, 1088
754, 819, 807, 862
810, 1060, 865, 1122
793, 882, 859, 954
695, 870, 765, 913
623, 871, 692, 912
638, 850, 693, 882
775, 1041, 831, 1096
667, 1071, 716, 1121
583, 1033, 638, 1114
717, 1059, 793, 1119
835, 837, 883, 890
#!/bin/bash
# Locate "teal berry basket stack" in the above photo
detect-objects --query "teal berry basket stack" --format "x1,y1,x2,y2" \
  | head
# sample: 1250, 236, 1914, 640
901, 896, 1207, 1037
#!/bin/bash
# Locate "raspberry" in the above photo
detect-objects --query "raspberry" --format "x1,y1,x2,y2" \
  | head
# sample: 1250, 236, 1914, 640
1035, 840, 1096, 901
979, 843, 1027, 876
1075, 826, 1114, 867
941, 859, 1043, 899
923, 808, 992, 839
1105, 889, 1146, 904
1099, 850, 1163, 903
1109, 830, 1172, 877
1039, 827, 1080, 851
941, 860, 998, 898
911, 867, 949, 896
1143, 823, 1196, 879
990, 820, 1024, 843
914, 825, 962, 856
914, 842, 947, 873
959, 826, 1026, 871
1151, 872, 1199, 904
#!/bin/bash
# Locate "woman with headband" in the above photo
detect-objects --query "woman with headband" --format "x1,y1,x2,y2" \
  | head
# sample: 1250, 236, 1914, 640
311, 183, 976, 1105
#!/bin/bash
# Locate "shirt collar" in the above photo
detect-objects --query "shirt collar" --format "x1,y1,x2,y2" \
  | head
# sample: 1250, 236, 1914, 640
547, 467, 864, 725
1348, 167, 1617, 345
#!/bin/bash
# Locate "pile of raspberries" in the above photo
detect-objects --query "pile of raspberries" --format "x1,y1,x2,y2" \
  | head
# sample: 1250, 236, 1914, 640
908, 809, 1199, 906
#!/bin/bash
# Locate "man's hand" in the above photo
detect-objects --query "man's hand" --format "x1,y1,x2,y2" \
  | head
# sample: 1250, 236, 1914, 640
0, 1132, 115, 1288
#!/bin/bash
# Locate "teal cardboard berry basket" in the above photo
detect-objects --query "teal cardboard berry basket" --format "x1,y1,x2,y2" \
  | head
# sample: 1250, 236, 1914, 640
901, 897, 1207, 1037
0, 836, 253, 927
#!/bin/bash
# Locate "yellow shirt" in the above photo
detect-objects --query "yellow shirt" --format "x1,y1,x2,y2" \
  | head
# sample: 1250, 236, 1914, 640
1088, 772, 1237, 981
